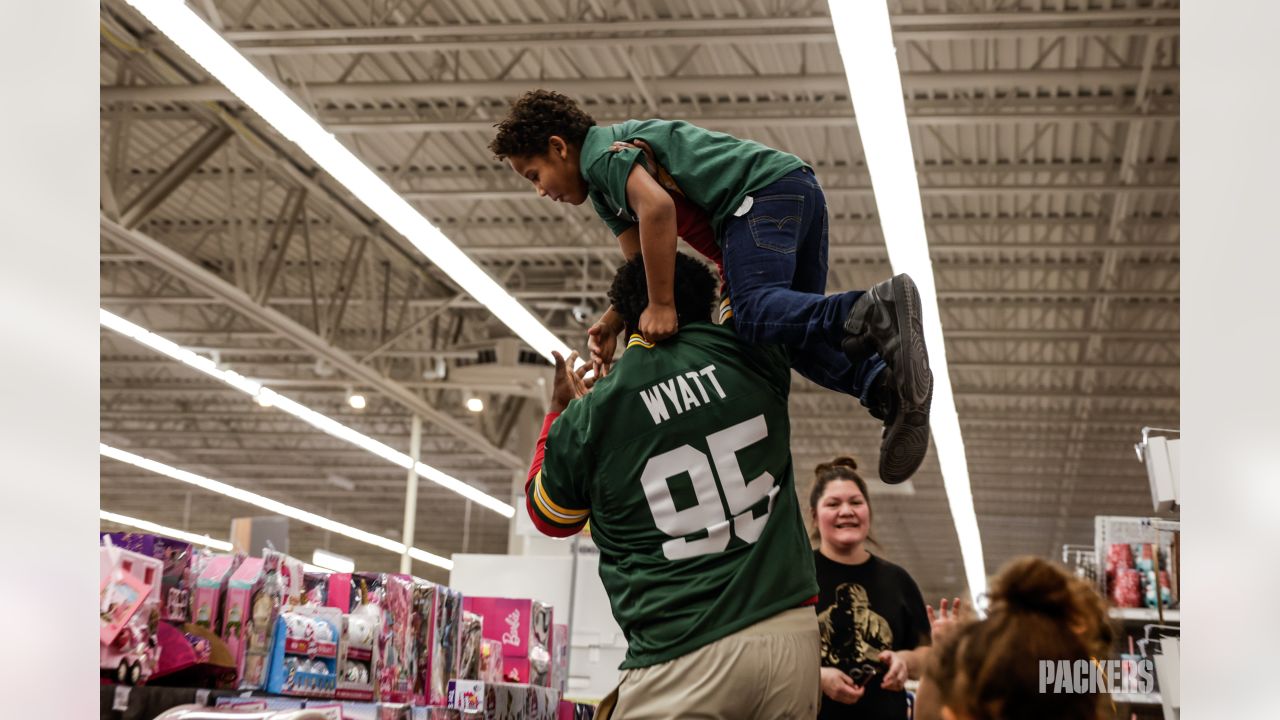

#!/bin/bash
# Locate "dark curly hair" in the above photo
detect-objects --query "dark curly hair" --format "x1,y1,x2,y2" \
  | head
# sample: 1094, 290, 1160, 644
607, 253, 718, 337
489, 90, 596, 159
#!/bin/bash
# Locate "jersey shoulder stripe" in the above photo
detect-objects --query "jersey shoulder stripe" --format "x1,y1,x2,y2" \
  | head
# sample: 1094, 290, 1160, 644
532, 469, 589, 523
626, 333, 655, 350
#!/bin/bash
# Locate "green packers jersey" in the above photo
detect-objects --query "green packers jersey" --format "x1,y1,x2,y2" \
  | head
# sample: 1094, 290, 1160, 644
530, 322, 819, 669
579, 120, 806, 240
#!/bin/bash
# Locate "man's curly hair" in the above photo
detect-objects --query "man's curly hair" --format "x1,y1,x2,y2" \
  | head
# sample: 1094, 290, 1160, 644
489, 90, 596, 159
608, 253, 719, 337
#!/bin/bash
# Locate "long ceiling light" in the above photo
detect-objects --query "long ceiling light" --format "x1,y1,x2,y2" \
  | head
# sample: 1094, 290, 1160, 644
101, 510, 330, 573
828, 0, 986, 603
121, 0, 569, 364
100, 509, 234, 551
101, 308, 515, 519
101, 443, 454, 570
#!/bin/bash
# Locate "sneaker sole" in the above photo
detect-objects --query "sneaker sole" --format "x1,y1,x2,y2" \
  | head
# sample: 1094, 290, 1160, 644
882, 275, 932, 483
844, 274, 933, 484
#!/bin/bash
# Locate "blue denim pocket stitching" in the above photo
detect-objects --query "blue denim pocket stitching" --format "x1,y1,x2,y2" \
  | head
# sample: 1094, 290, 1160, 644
747, 194, 804, 254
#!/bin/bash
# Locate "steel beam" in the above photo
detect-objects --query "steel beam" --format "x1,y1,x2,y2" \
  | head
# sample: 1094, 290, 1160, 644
399, 183, 1177, 202
324, 111, 1178, 134
100, 69, 1179, 103
101, 217, 524, 469
119, 125, 232, 228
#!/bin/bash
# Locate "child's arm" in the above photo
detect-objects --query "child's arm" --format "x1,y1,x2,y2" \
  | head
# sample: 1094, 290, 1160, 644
624, 163, 679, 341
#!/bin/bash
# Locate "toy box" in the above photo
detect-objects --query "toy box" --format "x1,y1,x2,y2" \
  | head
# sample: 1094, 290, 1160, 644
447, 680, 560, 720
223, 556, 265, 682
479, 639, 503, 684
240, 548, 305, 689
336, 601, 382, 701
99, 544, 163, 685
462, 597, 553, 686
550, 624, 569, 696
304, 570, 331, 605
265, 605, 342, 698
102, 532, 194, 623
413, 581, 465, 706
328, 572, 388, 613
192, 554, 240, 633
558, 701, 596, 720
377, 574, 418, 703
458, 612, 483, 681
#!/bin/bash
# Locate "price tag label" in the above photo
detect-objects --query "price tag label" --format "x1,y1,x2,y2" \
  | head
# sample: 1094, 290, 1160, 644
195, 688, 211, 705
112, 686, 132, 711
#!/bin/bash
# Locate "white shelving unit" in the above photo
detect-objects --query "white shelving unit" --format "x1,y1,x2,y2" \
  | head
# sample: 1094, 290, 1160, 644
1109, 607, 1180, 623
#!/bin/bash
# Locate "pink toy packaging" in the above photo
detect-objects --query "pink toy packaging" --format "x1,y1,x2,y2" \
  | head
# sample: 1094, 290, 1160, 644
550, 623, 569, 696
412, 581, 465, 706
377, 574, 418, 703
192, 554, 241, 633
475, 597, 553, 685
99, 543, 164, 685
102, 532, 194, 623
479, 639, 504, 684
223, 556, 265, 682
462, 597, 553, 686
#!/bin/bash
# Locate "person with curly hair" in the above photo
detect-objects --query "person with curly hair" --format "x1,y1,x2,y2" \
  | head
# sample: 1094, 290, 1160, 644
490, 89, 934, 484
523, 252, 822, 719
914, 556, 1116, 720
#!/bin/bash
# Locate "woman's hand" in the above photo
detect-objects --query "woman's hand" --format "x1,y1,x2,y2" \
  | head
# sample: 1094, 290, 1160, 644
820, 667, 865, 705
878, 650, 910, 692
927, 596, 964, 646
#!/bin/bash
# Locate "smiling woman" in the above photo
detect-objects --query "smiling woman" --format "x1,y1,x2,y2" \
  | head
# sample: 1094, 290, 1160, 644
809, 457, 942, 720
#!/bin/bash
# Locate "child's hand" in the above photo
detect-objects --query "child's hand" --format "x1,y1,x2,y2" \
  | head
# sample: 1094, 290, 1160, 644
639, 302, 678, 342
587, 322, 619, 379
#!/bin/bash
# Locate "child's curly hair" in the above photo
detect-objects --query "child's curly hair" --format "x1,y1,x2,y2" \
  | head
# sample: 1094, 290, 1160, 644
489, 90, 596, 159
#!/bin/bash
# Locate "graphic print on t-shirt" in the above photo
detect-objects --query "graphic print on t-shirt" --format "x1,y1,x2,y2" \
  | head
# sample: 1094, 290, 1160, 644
817, 582, 894, 675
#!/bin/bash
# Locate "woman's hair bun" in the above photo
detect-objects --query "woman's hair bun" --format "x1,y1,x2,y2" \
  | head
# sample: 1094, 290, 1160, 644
991, 557, 1073, 618
815, 456, 858, 476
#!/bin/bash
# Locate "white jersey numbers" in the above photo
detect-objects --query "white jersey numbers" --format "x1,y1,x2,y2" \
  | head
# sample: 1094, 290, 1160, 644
639, 414, 779, 560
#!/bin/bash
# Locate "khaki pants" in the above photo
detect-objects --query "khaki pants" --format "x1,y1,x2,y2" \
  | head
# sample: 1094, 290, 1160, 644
596, 607, 820, 720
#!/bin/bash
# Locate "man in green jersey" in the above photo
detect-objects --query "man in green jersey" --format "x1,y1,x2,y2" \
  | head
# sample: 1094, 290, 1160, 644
491, 89, 933, 485
525, 253, 820, 719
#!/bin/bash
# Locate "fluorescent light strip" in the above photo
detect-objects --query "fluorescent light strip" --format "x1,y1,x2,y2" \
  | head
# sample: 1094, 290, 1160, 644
828, 1, 986, 603
101, 443, 453, 570
100, 512, 327, 571
312, 548, 356, 574
100, 308, 515, 518
100, 509, 234, 551
123, 0, 570, 366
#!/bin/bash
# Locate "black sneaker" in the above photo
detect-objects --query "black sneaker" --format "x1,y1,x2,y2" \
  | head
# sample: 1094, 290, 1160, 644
842, 274, 933, 484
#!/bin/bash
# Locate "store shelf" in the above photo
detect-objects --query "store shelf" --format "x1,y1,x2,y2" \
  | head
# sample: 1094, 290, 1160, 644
1113, 691, 1163, 706
1109, 607, 1180, 623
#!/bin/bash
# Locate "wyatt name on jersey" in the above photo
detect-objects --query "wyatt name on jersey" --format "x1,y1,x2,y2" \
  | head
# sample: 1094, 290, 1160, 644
637, 364, 728, 425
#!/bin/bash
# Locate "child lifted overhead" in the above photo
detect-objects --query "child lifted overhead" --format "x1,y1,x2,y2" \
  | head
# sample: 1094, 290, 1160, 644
489, 89, 934, 484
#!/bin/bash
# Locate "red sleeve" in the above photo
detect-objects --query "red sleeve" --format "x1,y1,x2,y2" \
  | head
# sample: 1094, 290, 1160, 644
524, 411, 583, 538
525, 411, 561, 494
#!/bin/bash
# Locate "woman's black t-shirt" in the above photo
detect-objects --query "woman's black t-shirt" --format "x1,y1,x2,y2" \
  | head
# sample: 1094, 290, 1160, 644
814, 550, 931, 720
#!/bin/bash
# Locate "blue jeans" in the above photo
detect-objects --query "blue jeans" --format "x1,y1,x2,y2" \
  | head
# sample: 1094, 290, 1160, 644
720, 168, 886, 404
